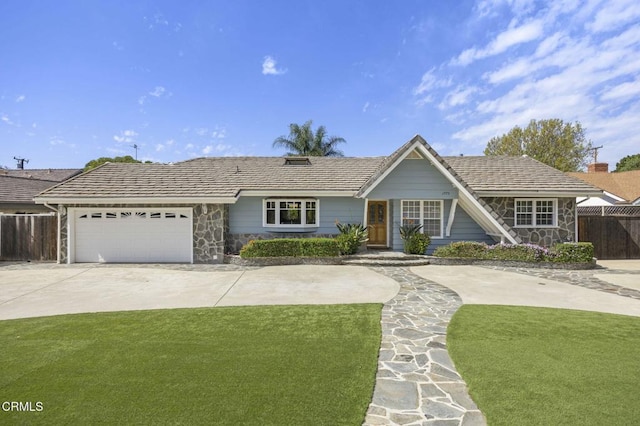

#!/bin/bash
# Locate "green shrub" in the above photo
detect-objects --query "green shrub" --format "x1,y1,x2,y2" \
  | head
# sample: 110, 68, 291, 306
551, 242, 594, 263
433, 241, 488, 258
240, 238, 340, 258
405, 233, 431, 255
433, 241, 594, 263
485, 243, 550, 262
399, 223, 430, 254
335, 222, 369, 255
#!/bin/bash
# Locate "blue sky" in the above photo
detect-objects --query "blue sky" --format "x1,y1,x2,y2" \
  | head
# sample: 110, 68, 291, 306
1, 0, 639, 170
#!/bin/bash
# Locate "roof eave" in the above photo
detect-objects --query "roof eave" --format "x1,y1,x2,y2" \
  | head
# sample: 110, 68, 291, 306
476, 190, 604, 198
33, 196, 239, 205
238, 190, 357, 197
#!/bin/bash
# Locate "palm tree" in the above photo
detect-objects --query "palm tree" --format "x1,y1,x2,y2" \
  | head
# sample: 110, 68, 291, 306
273, 120, 346, 157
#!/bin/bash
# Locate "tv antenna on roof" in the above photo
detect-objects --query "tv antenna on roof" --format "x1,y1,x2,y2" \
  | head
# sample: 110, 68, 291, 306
131, 144, 139, 160
13, 156, 29, 169
589, 145, 604, 163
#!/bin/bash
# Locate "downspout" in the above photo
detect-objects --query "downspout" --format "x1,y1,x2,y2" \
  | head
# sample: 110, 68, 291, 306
43, 203, 61, 264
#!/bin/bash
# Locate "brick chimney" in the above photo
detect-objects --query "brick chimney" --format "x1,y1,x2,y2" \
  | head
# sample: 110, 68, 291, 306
587, 162, 608, 173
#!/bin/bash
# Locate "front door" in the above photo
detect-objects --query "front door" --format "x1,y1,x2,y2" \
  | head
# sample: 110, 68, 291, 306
368, 201, 387, 246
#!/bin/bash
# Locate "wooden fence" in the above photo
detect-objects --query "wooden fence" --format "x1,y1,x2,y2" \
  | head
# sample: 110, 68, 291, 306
578, 215, 640, 259
0, 214, 57, 261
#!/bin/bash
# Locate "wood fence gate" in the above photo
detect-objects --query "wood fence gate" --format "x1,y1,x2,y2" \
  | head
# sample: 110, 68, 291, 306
0, 214, 58, 261
578, 215, 640, 259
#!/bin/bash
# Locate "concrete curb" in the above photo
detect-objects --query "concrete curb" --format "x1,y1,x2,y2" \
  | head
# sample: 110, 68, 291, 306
225, 254, 597, 270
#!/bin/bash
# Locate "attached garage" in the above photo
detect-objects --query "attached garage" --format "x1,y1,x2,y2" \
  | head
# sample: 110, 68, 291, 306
69, 208, 193, 263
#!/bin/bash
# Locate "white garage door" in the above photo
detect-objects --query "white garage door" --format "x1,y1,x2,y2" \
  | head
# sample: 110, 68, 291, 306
73, 208, 193, 263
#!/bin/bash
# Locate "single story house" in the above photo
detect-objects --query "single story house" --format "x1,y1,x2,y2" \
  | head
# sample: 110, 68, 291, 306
1, 168, 82, 213
34, 135, 602, 264
567, 164, 640, 206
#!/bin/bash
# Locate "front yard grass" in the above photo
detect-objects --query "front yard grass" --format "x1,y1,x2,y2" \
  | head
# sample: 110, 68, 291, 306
448, 305, 640, 425
0, 304, 382, 425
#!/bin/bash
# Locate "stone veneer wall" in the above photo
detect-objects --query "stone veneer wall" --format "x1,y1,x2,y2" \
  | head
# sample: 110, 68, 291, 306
59, 205, 69, 264
193, 203, 226, 264
56, 203, 227, 264
483, 197, 576, 247
226, 232, 337, 254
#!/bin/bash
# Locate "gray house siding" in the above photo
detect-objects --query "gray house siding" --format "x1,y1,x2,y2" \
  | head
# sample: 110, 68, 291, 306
389, 199, 493, 254
366, 158, 458, 200
226, 196, 365, 253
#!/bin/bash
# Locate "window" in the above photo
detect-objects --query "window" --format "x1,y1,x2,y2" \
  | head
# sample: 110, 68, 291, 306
514, 199, 557, 227
264, 199, 318, 227
401, 200, 443, 238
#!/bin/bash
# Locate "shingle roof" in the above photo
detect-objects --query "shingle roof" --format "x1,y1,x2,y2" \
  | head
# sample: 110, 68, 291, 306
0, 176, 62, 203
36, 157, 386, 199
445, 155, 602, 194
567, 170, 640, 203
1, 168, 81, 182
1, 169, 82, 205
35, 142, 602, 201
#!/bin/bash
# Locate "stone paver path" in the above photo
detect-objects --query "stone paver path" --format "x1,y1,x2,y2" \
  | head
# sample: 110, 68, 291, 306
363, 266, 484, 426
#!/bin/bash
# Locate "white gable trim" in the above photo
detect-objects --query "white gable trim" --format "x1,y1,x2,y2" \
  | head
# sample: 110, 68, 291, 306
359, 147, 417, 199
360, 139, 518, 244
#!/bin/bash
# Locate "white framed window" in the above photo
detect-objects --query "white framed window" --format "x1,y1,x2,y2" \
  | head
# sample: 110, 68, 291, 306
514, 199, 557, 227
401, 200, 443, 238
264, 199, 318, 227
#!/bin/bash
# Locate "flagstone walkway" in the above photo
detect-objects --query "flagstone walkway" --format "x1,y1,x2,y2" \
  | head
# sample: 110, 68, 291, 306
363, 266, 484, 426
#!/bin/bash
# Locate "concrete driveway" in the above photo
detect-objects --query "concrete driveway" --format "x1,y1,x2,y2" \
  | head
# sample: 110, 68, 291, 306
2, 260, 639, 321
0, 264, 400, 320
411, 260, 640, 317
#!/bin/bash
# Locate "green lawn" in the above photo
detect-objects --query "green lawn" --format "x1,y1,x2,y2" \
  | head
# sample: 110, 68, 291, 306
448, 305, 640, 426
0, 304, 382, 425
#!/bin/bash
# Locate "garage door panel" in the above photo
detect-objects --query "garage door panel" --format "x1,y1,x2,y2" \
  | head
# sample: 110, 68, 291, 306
74, 209, 192, 263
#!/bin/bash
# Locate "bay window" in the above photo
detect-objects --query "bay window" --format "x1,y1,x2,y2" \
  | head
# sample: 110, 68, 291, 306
264, 199, 318, 227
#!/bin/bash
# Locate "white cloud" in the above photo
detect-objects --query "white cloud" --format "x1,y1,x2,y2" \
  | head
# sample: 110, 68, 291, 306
195, 127, 209, 136
452, 19, 544, 66
138, 96, 146, 105
1, 114, 14, 125
211, 128, 226, 139
439, 86, 480, 109
586, 0, 640, 33
113, 129, 138, 143
155, 143, 165, 152
202, 145, 213, 155
413, 68, 452, 105
362, 102, 370, 113
262, 56, 287, 75
149, 86, 166, 97
600, 79, 640, 101
15, 95, 25, 103
411, 0, 640, 164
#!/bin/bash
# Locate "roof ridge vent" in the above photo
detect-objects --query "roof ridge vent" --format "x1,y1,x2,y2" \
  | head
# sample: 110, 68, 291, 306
284, 157, 312, 166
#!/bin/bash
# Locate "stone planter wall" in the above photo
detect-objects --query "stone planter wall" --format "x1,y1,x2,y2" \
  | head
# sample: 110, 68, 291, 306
484, 197, 576, 247
427, 256, 596, 270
